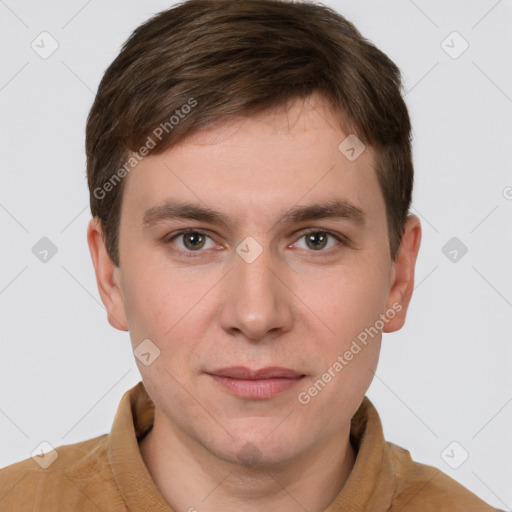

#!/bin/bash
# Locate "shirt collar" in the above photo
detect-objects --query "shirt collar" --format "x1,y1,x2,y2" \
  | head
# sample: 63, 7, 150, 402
109, 381, 396, 512
109, 381, 173, 511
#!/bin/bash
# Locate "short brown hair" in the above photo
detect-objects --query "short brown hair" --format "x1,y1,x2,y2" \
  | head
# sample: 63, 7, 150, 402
86, 0, 413, 267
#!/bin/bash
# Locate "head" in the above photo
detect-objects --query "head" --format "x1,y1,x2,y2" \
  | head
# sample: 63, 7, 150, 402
87, 0, 421, 467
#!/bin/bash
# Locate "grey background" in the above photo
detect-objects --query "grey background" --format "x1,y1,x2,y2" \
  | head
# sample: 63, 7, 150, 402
1, 0, 511, 508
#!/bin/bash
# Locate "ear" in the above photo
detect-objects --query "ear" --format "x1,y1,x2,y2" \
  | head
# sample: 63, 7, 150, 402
383, 214, 422, 333
87, 217, 128, 331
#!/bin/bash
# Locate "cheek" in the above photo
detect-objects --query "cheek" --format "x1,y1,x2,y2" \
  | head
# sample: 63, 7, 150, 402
121, 242, 184, 317
120, 254, 180, 342
295, 268, 385, 417
294, 260, 390, 347
121, 257, 210, 375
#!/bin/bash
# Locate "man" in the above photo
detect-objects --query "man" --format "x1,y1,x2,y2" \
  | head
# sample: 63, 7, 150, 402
0, 0, 501, 510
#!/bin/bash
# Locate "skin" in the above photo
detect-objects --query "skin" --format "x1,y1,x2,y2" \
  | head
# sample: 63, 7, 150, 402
87, 92, 421, 512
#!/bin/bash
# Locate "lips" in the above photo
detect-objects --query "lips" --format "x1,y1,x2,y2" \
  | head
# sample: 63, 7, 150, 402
206, 366, 305, 399
207, 366, 304, 379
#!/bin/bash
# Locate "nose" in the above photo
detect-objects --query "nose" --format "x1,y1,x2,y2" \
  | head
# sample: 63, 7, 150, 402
219, 242, 294, 342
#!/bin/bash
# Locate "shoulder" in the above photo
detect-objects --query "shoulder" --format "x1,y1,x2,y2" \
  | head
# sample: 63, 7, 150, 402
0, 434, 125, 511
387, 442, 502, 512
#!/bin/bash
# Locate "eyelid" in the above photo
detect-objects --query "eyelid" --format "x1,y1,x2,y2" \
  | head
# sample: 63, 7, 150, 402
292, 227, 348, 244
163, 227, 214, 243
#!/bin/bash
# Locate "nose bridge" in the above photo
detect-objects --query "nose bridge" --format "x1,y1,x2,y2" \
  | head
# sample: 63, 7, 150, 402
236, 244, 276, 293
220, 237, 292, 339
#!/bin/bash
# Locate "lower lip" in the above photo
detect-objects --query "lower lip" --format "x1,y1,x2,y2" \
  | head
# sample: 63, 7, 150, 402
208, 375, 304, 399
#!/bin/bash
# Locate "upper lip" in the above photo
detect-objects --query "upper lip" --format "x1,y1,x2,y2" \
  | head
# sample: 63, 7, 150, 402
207, 366, 304, 379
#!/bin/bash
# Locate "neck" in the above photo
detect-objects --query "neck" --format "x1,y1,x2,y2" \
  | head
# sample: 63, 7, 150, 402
139, 410, 356, 512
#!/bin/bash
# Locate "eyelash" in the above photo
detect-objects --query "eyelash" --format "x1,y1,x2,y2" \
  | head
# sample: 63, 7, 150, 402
163, 228, 348, 258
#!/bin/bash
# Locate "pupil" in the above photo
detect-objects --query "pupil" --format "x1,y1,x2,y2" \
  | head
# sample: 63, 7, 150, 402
307, 232, 327, 250
185, 233, 204, 250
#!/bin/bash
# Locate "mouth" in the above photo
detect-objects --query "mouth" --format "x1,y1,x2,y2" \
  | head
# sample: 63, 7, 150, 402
206, 366, 306, 400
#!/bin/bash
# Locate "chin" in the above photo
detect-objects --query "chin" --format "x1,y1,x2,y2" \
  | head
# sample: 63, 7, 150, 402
203, 428, 304, 469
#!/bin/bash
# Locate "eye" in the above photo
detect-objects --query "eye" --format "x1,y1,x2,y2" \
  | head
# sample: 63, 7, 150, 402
166, 229, 217, 253
293, 229, 345, 252
164, 228, 347, 256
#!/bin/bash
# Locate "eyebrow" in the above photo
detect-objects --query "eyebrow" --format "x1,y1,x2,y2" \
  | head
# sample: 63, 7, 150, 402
142, 198, 366, 229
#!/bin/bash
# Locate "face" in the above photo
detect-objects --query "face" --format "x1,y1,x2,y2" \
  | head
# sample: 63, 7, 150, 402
88, 92, 420, 467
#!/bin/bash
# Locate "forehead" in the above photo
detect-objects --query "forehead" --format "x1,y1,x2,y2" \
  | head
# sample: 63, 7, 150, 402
120, 94, 384, 230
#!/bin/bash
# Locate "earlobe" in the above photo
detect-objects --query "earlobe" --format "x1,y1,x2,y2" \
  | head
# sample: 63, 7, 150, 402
86, 217, 129, 332
383, 214, 422, 333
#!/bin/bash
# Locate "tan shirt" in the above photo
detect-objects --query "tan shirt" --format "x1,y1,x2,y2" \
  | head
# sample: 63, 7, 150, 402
0, 381, 500, 511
